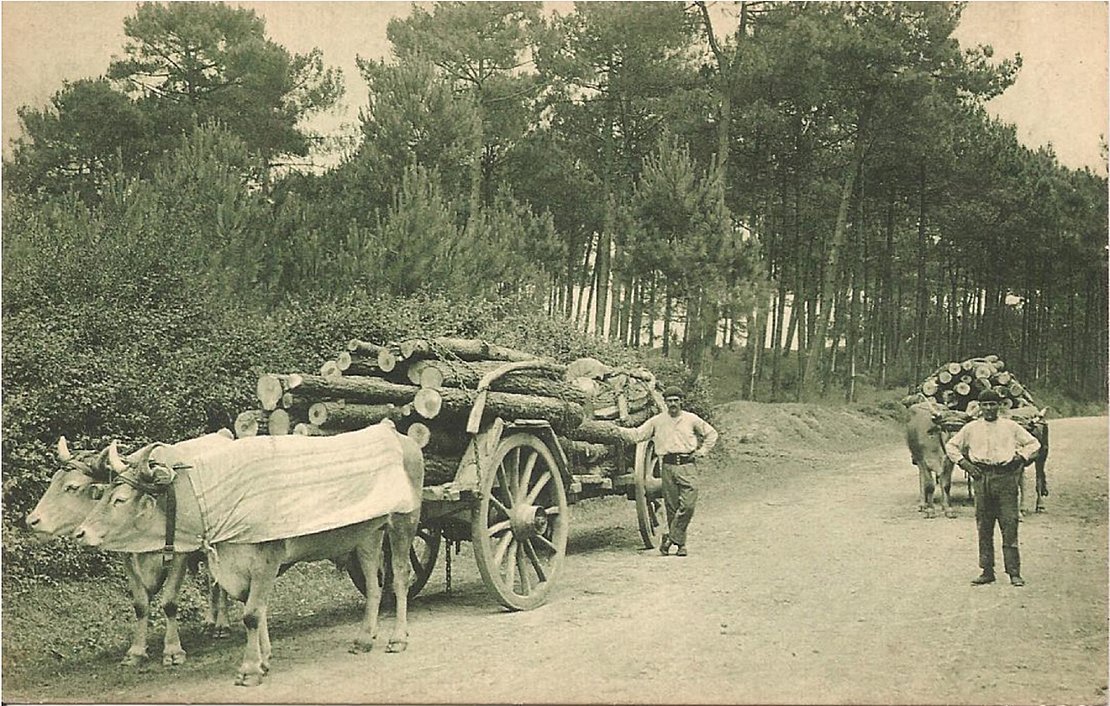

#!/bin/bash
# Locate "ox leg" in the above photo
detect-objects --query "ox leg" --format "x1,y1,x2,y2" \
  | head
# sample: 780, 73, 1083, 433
205, 576, 231, 639
385, 515, 419, 653
258, 607, 272, 674
160, 555, 190, 666
350, 526, 387, 653
121, 556, 152, 666
1035, 460, 1047, 513
941, 462, 956, 519
919, 467, 936, 519
236, 564, 279, 687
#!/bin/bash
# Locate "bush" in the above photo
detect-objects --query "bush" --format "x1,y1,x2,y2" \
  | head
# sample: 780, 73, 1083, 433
2, 285, 696, 581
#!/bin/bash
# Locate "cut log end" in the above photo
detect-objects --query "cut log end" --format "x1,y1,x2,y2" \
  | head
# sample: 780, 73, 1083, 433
268, 409, 292, 436
234, 410, 266, 438
413, 388, 443, 419
377, 348, 397, 373
406, 422, 431, 449
256, 374, 285, 412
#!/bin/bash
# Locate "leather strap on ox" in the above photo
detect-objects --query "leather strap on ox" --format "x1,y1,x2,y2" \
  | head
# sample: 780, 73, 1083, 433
116, 463, 188, 564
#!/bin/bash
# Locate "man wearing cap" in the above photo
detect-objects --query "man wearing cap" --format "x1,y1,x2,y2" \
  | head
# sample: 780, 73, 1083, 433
945, 389, 1041, 586
623, 386, 718, 556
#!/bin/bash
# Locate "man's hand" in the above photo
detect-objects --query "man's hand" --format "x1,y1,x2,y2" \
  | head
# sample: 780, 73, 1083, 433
693, 449, 707, 459
958, 458, 982, 479
1008, 453, 1027, 471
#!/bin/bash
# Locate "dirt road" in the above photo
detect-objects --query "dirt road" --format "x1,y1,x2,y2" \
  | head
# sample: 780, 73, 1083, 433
7, 412, 1107, 704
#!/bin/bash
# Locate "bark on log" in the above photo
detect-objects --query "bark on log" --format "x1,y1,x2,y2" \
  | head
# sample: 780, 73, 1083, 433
413, 360, 586, 403
564, 415, 651, 446
234, 410, 268, 438
308, 401, 403, 430
415, 387, 586, 431
423, 453, 462, 485
285, 374, 419, 405
558, 438, 613, 466
397, 337, 539, 363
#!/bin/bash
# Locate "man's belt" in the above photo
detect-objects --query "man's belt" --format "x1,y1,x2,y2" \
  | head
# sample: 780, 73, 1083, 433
975, 460, 1021, 473
662, 453, 695, 465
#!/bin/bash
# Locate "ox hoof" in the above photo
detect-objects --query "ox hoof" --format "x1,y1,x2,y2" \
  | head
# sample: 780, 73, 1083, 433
386, 640, 408, 654
162, 651, 187, 667
235, 671, 264, 687
350, 638, 375, 654
119, 653, 147, 667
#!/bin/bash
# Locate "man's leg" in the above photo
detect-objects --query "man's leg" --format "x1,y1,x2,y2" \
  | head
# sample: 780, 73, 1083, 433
659, 464, 679, 553
667, 467, 699, 549
973, 477, 997, 582
997, 471, 1022, 581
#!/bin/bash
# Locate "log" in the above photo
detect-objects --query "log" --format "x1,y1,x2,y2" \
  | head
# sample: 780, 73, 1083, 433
397, 337, 538, 363
420, 387, 586, 431
308, 401, 403, 430
335, 351, 352, 372
414, 360, 585, 403
267, 409, 293, 436
256, 374, 286, 411
424, 453, 462, 486
285, 374, 419, 406
558, 438, 613, 466
413, 388, 443, 419
564, 410, 652, 445
234, 410, 268, 438
293, 423, 332, 436
406, 422, 431, 449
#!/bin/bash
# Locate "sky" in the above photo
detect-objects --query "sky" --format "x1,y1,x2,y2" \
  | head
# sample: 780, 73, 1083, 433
1, 1, 1107, 174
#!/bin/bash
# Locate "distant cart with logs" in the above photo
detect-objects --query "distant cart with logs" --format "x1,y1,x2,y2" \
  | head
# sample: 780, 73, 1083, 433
237, 337, 671, 611
906, 354, 1049, 500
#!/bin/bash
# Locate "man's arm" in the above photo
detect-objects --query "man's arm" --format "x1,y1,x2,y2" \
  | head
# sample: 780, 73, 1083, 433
622, 416, 655, 445
693, 416, 719, 457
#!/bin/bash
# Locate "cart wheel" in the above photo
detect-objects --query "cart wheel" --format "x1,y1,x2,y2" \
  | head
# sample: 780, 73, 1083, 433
471, 433, 569, 611
634, 440, 665, 549
347, 524, 442, 600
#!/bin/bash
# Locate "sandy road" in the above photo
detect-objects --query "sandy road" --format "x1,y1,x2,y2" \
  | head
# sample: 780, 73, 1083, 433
11, 415, 1107, 705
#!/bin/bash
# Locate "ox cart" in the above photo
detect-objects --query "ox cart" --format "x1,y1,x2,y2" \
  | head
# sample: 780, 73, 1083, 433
246, 340, 670, 611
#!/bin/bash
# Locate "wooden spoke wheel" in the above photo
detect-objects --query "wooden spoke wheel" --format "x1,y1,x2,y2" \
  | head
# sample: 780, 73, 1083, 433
634, 440, 665, 549
347, 524, 442, 601
471, 433, 569, 611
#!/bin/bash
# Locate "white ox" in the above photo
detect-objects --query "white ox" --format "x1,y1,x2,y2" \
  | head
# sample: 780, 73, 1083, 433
74, 425, 425, 687
25, 434, 233, 666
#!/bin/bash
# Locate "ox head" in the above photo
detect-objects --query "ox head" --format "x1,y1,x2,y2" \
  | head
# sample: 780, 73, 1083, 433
73, 442, 177, 551
25, 437, 115, 537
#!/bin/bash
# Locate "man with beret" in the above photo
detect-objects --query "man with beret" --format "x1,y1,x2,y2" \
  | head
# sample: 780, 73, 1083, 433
945, 389, 1042, 586
623, 386, 718, 556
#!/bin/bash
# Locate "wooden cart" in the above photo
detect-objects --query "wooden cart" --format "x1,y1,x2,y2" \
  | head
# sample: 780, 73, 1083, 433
346, 365, 667, 611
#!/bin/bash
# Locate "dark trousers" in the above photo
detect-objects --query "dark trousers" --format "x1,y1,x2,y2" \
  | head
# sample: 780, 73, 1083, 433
973, 467, 1021, 576
662, 462, 698, 546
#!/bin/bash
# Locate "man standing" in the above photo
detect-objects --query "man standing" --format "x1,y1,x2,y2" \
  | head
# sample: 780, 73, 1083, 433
945, 389, 1042, 586
624, 386, 718, 557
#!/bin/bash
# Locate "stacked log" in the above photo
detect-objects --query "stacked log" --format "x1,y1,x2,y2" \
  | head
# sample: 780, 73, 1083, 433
909, 355, 1045, 432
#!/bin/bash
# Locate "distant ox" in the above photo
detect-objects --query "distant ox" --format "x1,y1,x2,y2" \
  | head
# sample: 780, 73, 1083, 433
25, 434, 233, 666
75, 427, 425, 687
905, 402, 957, 519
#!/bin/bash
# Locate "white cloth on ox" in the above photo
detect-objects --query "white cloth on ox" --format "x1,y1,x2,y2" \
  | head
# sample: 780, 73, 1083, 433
183, 422, 413, 545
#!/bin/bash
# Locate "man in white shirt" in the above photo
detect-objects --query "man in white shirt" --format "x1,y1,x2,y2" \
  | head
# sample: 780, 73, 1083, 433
624, 387, 718, 556
945, 389, 1042, 586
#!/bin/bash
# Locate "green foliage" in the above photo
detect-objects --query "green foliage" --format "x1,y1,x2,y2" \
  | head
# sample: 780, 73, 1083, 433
109, 1, 343, 162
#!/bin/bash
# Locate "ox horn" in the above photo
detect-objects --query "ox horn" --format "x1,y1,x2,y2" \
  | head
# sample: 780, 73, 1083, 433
107, 441, 129, 475
56, 436, 73, 462
129, 445, 160, 481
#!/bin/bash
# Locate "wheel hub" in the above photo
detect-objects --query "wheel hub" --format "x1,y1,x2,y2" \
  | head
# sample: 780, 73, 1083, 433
509, 504, 547, 538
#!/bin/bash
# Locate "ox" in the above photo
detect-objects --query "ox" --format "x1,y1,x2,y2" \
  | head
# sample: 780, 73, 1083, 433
25, 434, 233, 666
905, 402, 957, 518
74, 427, 425, 687
1020, 419, 1049, 515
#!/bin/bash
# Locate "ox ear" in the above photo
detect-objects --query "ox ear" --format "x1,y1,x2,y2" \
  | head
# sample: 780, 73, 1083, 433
107, 441, 129, 475
57, 436, 73, 462
1038, 406, 1049, 419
